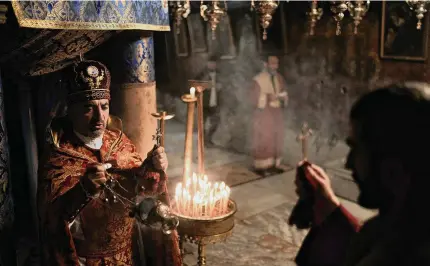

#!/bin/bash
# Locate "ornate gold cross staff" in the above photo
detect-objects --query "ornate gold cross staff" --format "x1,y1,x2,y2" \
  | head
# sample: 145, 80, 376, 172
150, 111, 175, 204
296, 122, 313, 160
151, 111, 175, 147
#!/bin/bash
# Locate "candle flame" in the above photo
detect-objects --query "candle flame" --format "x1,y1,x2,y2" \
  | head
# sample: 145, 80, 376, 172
175, 172, 231, 218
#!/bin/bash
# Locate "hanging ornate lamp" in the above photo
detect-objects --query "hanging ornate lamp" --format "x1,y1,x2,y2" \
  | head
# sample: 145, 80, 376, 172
348, 1, 370, 35
406, 0, 430, 30
170, 0, 191, 34
251, 0, 279, 40
0, 4, 7, 24
201, 1, 228, 40
330, 1, 350, 35
307, 0, 323, 36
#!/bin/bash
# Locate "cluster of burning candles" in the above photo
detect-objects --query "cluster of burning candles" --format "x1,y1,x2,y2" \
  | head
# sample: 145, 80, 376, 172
173, 173, 231, 218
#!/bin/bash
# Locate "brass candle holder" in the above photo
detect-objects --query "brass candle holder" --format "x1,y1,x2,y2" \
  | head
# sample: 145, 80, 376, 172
173, 80, 237, 265
174, 200, 237, 266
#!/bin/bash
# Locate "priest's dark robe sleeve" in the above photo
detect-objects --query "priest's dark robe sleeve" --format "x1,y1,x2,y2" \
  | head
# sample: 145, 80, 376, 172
295, 205, 361, 266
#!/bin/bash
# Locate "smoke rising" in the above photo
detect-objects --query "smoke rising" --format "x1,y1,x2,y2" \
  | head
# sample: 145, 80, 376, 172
155, 14, 374, 167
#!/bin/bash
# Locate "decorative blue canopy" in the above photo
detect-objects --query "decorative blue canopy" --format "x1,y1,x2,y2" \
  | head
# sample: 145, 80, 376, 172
11, 0, 170, 31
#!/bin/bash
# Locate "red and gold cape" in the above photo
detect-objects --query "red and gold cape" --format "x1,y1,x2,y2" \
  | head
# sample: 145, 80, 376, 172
37, 115, 182, 266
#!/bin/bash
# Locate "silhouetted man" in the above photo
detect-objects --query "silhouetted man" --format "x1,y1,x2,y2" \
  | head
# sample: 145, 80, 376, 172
294, 84, 430, 266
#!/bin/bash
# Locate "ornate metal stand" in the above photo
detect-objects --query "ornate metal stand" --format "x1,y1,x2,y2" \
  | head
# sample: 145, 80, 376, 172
174, 200, 237, 266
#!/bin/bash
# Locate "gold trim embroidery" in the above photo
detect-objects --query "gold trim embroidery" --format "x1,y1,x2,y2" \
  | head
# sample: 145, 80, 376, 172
11, 1, 171, 32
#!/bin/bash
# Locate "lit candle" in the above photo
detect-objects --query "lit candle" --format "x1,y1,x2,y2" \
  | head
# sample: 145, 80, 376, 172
192, 173, 197, 194
185, 176, 191, 188
190, 87, 196, 98
175, 183, 182, 213
225, 186, 231, 212
223, 187, 230, 214
182, 188, 188, 215
209, 192, 214, 216
174, 173, 231, 218
187, 193, 191, 216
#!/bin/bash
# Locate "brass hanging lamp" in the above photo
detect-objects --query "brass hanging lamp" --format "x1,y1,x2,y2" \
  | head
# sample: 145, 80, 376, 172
170, 0, 191, 34
348, 0, 370, 35
200, 0, 228, 40
406, 0, 430, 30
307, 0, 323, 36
251, 0, 279, 40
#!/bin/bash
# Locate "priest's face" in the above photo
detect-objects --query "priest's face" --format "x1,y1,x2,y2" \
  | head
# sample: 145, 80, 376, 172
265, 56, 279, 73
68, 99, 110, 138
345, 122, 382, 209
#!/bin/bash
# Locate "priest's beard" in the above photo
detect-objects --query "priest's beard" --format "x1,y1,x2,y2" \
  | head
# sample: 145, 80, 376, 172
267, 68, 276, 75
88, 128, 104, 138
353, 161, 394, 212
355, 176, 384, 209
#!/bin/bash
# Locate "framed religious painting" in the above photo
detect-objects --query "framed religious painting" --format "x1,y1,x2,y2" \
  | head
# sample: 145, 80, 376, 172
187, 13, 207, 53
380, 1, 429, 61
173, 21, 190, 57
207, 14, 237, 59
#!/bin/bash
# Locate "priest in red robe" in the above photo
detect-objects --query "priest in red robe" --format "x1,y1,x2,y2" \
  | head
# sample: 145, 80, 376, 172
250, 55, 288, 176
37, 60, 182, 266
294, 85, 430, 266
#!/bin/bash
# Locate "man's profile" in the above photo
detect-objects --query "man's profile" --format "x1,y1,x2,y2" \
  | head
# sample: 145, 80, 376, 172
295, 84, 430, 266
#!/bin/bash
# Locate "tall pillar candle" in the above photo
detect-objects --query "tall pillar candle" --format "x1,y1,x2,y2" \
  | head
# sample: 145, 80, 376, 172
196, 86, 205, 175
181, 89, 197, 183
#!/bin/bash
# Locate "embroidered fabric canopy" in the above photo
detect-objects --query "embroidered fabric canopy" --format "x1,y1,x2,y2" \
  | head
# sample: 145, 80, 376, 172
0, 1, 170, 76
11, 0, 170, 31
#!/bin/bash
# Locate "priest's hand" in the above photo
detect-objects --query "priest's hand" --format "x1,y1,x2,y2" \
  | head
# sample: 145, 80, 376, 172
83, 163, 111, 193
151, 146, 168, 172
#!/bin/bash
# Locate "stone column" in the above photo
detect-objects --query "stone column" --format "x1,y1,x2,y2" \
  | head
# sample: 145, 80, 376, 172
109, 31, 157, 157
0, 69, 16, 266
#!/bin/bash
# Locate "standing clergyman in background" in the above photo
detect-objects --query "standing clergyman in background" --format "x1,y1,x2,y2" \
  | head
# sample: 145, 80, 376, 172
195, 55, 222, 147
250, 54, 288, 176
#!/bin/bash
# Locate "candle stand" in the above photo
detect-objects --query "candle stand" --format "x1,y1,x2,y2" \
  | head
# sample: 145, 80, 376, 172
174, 81, 237, 266
173, 200, 237, 266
